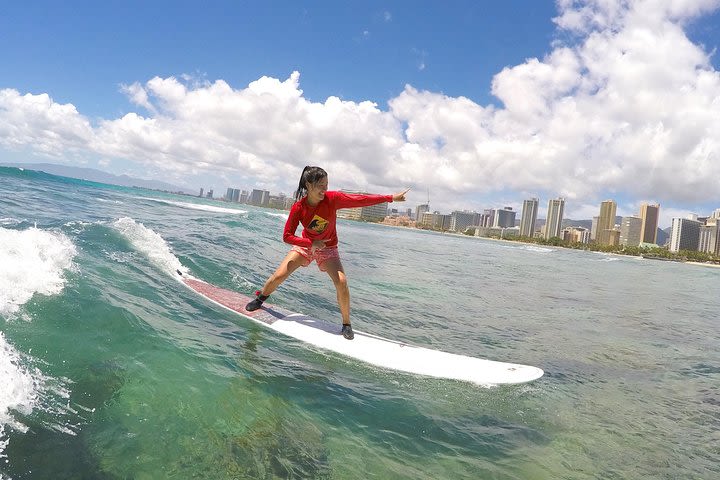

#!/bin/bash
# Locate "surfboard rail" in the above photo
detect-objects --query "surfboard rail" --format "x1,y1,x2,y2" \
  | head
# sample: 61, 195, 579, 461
177, 271, 544, 386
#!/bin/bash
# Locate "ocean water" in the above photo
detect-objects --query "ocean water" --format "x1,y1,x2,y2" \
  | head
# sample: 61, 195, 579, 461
1, 166, 719, 479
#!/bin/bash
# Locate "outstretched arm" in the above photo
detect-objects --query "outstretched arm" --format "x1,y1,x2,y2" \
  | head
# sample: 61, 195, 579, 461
332, 188, 411, 209
392, 188, 410, 202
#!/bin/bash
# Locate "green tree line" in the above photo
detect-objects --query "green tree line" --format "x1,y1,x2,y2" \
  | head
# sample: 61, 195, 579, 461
485, 233, 720, 264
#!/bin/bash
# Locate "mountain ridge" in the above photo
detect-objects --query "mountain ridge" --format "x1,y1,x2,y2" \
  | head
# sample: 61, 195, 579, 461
0, 162, 190, 193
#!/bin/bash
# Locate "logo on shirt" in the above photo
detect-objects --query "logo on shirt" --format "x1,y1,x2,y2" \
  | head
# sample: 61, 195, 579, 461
308, 214, 329, 234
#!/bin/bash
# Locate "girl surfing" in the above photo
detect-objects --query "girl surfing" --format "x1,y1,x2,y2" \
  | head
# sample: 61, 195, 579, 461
245, 166, 409, 340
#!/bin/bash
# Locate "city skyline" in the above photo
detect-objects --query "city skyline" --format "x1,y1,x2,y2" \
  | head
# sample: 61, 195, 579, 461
218, 179, 720, 233
211, 178, 720, 253
1, 2, 720, 226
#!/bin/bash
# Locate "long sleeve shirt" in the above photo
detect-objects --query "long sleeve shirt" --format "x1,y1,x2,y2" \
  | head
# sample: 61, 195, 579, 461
283, 191, 393, 248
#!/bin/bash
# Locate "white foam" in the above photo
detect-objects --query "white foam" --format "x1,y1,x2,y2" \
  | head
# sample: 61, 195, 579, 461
265, 212, 289, 220
522, 245, 554, 253
0, 332, 38, 435
94, 197, 123, 204
0, 227, 77, 318
0, 226, 77, 469
592, 252, 621, 262
1, 332, 42, 469
0, 332, 74, 466
138, 197, 247, 214
112, 217, 187, 276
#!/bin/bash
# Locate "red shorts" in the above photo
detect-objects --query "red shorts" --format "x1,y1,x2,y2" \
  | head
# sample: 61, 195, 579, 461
291, 245, 340, 271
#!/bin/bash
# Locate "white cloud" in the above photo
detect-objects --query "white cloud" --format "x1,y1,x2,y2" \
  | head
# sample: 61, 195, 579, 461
0, 89, 93, 157
1, 0, 720, 223
120, 82, 156, 113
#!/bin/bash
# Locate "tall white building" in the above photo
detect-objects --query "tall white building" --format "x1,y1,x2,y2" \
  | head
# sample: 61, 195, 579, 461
699, 220, 720, 255
619, 216, 643, 246
670, 217, 701, 252
519, 198, 539, 237
545, 198, 565, 239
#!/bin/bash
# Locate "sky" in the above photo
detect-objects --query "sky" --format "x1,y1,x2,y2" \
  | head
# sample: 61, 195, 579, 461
2, 0, 720, 228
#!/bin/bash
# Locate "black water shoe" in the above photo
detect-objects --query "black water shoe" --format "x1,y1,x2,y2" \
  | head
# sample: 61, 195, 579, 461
245, 291, 269, 312
341, 324, 354, 340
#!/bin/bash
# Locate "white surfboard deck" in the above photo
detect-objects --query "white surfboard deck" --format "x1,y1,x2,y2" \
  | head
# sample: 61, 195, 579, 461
178, 272, 543, 386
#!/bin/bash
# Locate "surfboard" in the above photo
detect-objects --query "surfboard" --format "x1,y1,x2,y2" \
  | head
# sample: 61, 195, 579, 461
177, 271, 543, 386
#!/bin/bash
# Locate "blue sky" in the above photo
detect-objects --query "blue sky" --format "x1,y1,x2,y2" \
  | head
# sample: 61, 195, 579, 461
0, 2, 558, 115
2, 1, 720, 227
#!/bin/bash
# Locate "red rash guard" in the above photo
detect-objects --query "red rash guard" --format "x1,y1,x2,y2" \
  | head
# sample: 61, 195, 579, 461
283, 191, 393, 248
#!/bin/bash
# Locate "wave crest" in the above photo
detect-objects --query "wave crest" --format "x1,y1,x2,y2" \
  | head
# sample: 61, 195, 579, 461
0, 227, 77, 318
112, 217, 187, 276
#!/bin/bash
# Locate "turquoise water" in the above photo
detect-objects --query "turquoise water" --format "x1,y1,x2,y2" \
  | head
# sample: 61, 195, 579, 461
1, 166, 719, 479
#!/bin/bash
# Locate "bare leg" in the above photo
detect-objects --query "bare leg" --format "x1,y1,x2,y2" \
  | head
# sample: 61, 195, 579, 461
322, 258, 350, 325
259, 251, 307, 296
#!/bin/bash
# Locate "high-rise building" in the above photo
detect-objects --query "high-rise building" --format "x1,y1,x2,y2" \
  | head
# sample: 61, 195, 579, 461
249, 189, 270, 207
699, 221, 720, 255
596, 200, 617, 246
421, 212, 451, 230
482, 209, 495, 227
360, 202, 389, 221
519, 198, 539, 237
670, 217, 701, 252
545, 198, 565, 239
590, 216, 599, 241
639, 203, 660, 245
493, 207, 516, 228
225, 188, 242, 202
619, 216, 642, 246
415, 204, 429, 223
450, 211, 480, 233
336, 190, 388, 221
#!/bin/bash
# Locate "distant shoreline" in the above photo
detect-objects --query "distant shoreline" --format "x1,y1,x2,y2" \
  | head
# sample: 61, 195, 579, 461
372, 221, 720, 270
685, 261, 720, 269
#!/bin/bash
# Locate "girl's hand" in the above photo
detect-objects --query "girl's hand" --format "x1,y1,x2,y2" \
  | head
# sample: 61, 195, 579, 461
310, 239, 328, 254
393, 188, 410, 202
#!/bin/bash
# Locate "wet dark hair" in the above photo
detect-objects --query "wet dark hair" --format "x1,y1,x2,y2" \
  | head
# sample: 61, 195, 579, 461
294, 166, 327, 201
